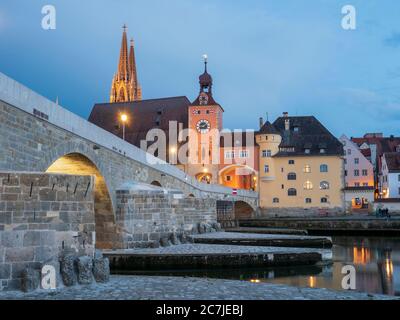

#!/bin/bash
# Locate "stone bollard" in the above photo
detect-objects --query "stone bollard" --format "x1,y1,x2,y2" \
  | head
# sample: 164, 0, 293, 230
60, 254, 77, 287
21, 268, 40, 292
93, 257, 110, 283
76, 256, 94, 285
160, 236, 171, 247
170, 233, 180, 245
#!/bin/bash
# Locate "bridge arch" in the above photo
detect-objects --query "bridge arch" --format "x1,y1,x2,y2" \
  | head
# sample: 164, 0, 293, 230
234, 200, 255, 220
44, 151, 121, 249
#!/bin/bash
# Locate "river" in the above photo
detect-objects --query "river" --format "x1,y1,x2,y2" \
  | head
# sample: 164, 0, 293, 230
127, 236, 400, 296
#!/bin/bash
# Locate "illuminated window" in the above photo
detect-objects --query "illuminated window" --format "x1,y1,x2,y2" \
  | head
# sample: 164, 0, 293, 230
304, 165, 311, 173
304, 181, 313, 190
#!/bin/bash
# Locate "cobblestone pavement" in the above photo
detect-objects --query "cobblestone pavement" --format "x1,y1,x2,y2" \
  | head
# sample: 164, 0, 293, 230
105, 244, 332, 261
0, 275, 397, 300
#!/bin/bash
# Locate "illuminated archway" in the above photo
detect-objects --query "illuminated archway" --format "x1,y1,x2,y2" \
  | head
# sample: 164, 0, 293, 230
46, 153, 121, 249
219, 165, 257, 191
195, 172, 212, 184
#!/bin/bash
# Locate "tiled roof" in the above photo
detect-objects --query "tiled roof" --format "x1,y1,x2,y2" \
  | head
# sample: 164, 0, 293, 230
271, 116, 343, 157
258, 121, 279, 135
384, 152, 400, 173
88, 96, 191, 148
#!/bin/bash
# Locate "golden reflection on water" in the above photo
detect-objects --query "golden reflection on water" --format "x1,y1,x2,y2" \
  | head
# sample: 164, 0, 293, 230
353, 247, 371, 265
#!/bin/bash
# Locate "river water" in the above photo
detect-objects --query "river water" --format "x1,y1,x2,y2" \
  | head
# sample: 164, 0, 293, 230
129, 236, 400, 296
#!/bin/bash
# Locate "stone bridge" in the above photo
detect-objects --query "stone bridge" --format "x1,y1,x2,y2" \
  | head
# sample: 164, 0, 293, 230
0, 72, 258, 249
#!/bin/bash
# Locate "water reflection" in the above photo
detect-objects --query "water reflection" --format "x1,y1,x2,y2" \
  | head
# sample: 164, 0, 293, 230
117, 236, 400, 296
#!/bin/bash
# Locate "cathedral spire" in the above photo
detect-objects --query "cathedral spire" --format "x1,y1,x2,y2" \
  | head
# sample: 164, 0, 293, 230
117, 24, 130, 81
129, 38, 142, 100
110, 25, 142, 103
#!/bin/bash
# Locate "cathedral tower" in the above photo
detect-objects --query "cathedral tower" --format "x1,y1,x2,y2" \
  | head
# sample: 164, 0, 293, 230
110, 25, 142, 103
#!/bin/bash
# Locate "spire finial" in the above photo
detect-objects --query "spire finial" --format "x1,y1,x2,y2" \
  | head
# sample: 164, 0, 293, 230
123, 24, 127, 32
202, 54, 208, 72
130, 38, 134, 46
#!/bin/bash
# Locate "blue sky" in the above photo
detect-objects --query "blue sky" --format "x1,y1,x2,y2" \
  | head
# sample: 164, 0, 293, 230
0, 0, 400, 137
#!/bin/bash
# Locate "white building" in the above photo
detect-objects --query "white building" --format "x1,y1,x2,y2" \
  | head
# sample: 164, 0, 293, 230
340, 135, 375, 213
380, 152, 400, 199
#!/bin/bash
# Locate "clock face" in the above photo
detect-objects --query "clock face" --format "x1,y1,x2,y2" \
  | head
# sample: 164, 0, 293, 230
199, 93, 208, 105
196, 119, 211, 134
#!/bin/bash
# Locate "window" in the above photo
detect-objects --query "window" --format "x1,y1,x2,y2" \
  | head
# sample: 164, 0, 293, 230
354, 158, 359, 165
304, 165, 311, 173
398, 174, 400, 182
304, 181, 313, 190
362, 169, 368, 176
287, 172, 297, 180
304, 149, 311, 154
264, 165, 270, 173
320, 148, 326, 154
273, 198, 279, 203
344, 159, 347, 165
363, 183, 369, 187
262, 150, 272, 158
239, 150, 249, 158
288, 160, 295, 165
288, 188, 297, 196
321, 197, 328, 203
225, 175, 232, 182
293, 126, 299, 133
355, 182, 360, 187
345, 170, 348, 177
320, 164, 328, 173
347, 149, 352, 155
206, 110, 210, 114
320, 181, 330, 190
354, 169, 360, 177
262, 150, 267, 158
281, 184, 284, 189
305, 198, 312, 204
225, 151, 235, 159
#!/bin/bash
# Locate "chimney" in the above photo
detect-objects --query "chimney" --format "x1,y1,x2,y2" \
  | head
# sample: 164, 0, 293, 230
283, 113, 290, 131
259, 117, 264, 129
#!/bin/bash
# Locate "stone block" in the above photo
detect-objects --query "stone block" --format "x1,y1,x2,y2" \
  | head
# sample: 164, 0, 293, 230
0, 263, 11, 279
23, 231, 41, 246
76, 256, 93, 285
93, 257, 110, 283
5, 247, 34, 262
21, 268, 40, 292
1, 231, 24, 247
60, 254, 77, 286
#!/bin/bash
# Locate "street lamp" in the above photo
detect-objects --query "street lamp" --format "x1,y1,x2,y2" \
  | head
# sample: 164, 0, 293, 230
121, 114, 128, 140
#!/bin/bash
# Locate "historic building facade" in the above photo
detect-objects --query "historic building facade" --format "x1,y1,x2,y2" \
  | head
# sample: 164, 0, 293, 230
256, 114, 345, 216
340, 134, 375, 213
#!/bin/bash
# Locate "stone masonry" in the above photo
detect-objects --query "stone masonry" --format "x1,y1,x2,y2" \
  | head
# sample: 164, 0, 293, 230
0, 172, 95, 291
115, 184, 217, 248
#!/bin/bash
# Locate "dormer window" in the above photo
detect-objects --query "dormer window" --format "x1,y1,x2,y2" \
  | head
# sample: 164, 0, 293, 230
320, 148, 326, 154
293, 126, 299, 133
305, 149, 311, 154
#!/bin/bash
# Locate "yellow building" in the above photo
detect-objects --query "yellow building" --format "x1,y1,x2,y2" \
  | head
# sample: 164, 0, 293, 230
256, 113, 345, 216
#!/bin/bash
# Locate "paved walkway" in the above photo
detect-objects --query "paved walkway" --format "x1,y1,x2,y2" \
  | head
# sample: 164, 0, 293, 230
0, 275, 396, 300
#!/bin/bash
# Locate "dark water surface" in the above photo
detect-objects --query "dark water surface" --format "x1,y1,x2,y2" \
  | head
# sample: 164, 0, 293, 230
119, 236, 400, 296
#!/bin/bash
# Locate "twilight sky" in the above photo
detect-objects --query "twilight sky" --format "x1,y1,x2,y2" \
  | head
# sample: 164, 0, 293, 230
0, 0, 400, 137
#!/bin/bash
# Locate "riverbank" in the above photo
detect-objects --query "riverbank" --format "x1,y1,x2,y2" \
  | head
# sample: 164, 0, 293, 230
239, 216, 400, 235
0, 275, 396, 300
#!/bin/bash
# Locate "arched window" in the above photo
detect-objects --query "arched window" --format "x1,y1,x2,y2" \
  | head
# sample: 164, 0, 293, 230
273, 198, 279, 203
305, 198, 312, 204
320, 181, 330, 190
304, 181, 313, 190
287, 172, 297, 180
320, 164, 328, 173
288, 188, 297, 196
321, 197, 328, 203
